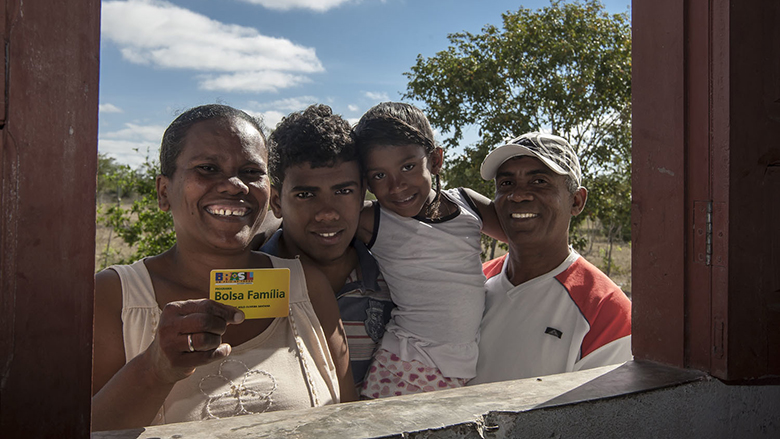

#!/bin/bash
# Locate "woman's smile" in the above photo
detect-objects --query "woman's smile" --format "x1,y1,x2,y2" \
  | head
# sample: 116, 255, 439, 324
205, 204, 252, 218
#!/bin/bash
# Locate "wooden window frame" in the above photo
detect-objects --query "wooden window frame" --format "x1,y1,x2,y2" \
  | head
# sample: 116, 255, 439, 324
632, 0, 779, 380
1, 0, 778, 436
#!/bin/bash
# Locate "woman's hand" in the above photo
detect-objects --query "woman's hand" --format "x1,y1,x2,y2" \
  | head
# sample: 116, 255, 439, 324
92, 268, 246, 431
145, 299, 246, 384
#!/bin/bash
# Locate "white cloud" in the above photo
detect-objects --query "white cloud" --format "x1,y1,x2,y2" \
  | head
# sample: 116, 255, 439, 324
364, 91, 389, 101
99, 139, 158, 168
198, 71, 312, 93
102, 0, 324, 93
101, 122, 166, 143
248, 96, 319, 112
238, 0, 355, 12
99, 122, 167, 167
347, 104, 359, 112
243, 109, 286, 131
243, 96, 323, 130
99, 103, 123, 113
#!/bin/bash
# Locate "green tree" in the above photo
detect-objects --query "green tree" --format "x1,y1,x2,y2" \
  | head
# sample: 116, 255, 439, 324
97, 153, 135, 200
97, 153, 120, 194
403, 0, 632, 259
97, 154, 175, 269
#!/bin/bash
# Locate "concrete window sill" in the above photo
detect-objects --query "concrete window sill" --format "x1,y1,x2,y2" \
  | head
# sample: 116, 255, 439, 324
93, 360, 720, 438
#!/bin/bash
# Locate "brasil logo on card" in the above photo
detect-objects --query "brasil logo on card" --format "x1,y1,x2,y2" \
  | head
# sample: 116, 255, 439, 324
209, 268, 290, 319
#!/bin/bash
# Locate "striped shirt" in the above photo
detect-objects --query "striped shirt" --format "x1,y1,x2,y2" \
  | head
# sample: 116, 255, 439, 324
261, 230, 394, 386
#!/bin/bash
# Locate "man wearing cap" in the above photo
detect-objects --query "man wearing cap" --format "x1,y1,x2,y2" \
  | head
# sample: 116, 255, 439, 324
469, 132, 632, 384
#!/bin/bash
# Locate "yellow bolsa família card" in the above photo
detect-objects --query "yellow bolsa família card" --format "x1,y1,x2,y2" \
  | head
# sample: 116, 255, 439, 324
209, 268, 290, 319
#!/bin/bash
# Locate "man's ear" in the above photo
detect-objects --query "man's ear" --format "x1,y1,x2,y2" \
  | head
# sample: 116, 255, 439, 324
429, 147, 444, 174
156, 175, 171, 212
571, 187, 588, 216
269, 185, 283, 219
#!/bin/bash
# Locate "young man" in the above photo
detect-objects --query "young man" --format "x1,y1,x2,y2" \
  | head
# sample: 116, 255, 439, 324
470, 132, 632, 385
260, 104, 393, 390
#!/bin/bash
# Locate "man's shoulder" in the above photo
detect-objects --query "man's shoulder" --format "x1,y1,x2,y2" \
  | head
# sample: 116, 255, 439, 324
339, 240, 391, 299
352, 240, 382, 284
555, 256, 632, 358
555, 256, 629, 306
336, 242, 393, 335
482, 254, 508, 279
258, 229, 284, 256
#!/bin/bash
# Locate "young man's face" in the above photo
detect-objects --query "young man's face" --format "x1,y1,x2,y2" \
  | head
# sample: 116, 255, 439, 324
270, 160, 364, 265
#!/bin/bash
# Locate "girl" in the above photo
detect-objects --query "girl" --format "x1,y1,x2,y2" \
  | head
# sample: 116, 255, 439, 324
354, 102, 505, 398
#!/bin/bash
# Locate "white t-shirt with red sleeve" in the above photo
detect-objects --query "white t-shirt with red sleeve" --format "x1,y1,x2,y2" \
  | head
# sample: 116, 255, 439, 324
469, 250, 632, 385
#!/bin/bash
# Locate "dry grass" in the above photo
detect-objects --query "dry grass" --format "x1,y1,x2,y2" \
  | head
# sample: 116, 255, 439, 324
95, 222, 136, 271
577, 218, 632, 296
94, 203, 137, 271
582, 240, 632, 297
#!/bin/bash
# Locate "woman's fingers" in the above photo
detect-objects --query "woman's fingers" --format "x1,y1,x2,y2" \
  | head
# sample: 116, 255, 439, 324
159, 300, 244, 337
170, 299, 245, 325
183, 331, 223, 353
211, 343, 232, 360
151, 299, 245, 377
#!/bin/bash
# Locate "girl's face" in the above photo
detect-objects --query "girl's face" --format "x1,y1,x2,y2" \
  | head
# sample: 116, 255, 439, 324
156, 117, 270, 253
364, 143, 442, 218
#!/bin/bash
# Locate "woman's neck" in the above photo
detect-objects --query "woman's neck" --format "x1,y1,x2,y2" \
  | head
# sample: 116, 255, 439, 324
151, 243, 258, 293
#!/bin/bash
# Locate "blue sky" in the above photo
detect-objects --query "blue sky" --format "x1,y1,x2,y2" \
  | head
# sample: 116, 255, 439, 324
98, 0, 631, 167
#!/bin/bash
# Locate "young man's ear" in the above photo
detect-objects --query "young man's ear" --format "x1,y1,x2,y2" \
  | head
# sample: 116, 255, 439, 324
430, 147, 444, 174
269, 185, 283, 218
571, 187, 588, 216
156, 175, 171, 212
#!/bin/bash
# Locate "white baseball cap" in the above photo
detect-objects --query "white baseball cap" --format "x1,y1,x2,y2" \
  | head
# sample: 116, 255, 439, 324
480, 132, 582, 187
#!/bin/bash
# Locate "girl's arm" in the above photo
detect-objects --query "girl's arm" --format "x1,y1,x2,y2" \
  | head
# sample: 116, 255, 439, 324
92, 270, 244, 431
302, 261, 358, 402
462, 187, 508, 243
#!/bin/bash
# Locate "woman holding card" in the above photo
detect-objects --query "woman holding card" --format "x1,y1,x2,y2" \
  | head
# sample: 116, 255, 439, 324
92, 104, 355, 432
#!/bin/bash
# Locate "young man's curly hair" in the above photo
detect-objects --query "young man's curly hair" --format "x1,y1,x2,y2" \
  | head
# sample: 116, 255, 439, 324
269, 104, 357, 188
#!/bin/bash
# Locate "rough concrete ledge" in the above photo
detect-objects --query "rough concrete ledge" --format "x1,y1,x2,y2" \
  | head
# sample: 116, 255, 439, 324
92, 361, 707, 438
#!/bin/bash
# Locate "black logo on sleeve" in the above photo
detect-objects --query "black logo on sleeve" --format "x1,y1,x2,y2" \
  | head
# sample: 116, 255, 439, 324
545, 327, 563, 339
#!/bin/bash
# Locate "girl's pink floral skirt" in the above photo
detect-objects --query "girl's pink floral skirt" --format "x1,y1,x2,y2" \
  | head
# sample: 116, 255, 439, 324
360, 348, 468, 399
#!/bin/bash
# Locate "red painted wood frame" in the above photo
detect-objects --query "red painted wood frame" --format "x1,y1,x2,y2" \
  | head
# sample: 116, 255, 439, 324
0, 0, 100, 436
633, 0, 780, 380
0, 0, 777, 437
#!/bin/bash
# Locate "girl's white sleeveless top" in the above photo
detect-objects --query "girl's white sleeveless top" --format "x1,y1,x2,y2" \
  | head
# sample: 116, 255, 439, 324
369, 188, 486, 379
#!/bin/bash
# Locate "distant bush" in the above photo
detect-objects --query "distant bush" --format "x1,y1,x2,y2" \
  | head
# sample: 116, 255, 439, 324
96, 152, 175, 269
